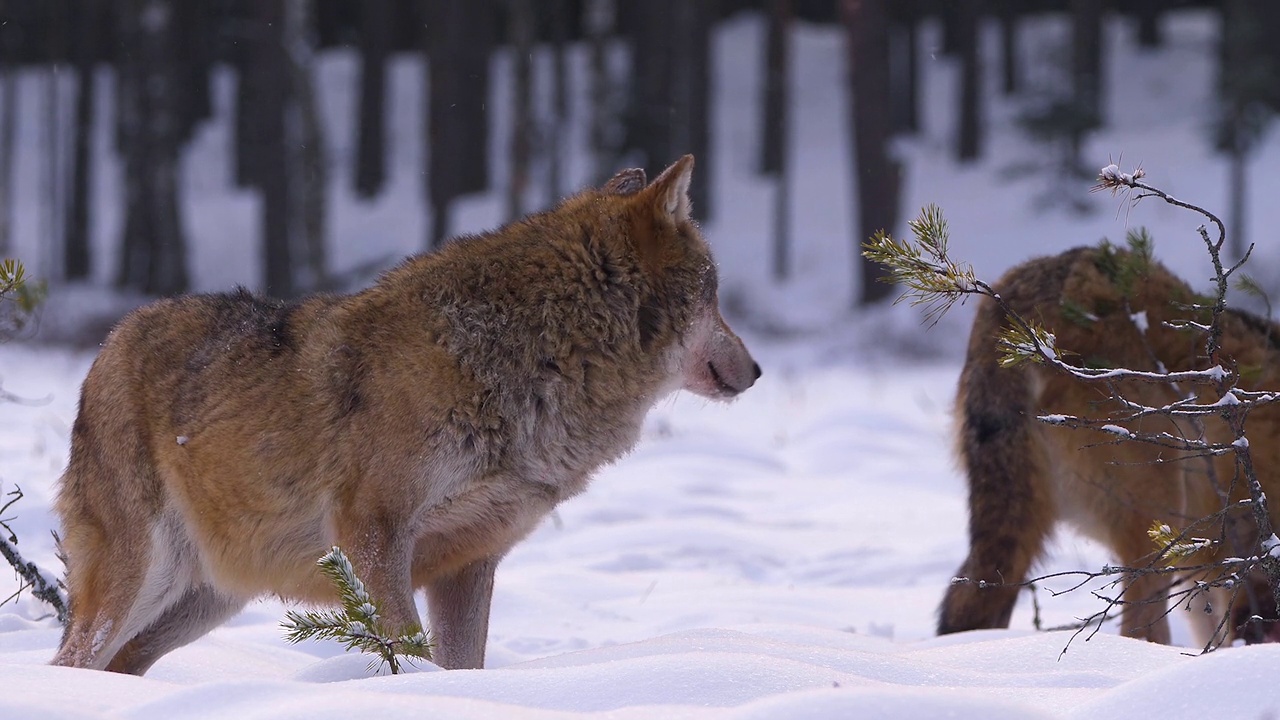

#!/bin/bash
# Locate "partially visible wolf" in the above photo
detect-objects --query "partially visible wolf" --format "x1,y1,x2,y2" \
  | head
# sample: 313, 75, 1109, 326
52, 155, 760, 674
939, 245, 1280, 646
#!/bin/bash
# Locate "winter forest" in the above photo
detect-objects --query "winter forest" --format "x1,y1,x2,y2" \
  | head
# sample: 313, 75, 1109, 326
11, 0, 1273, 310
6, 0, 1280, 718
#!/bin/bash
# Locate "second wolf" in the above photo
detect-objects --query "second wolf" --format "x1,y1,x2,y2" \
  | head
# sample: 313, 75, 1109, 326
940, 244, 1280, 646
52, 155, 760, 674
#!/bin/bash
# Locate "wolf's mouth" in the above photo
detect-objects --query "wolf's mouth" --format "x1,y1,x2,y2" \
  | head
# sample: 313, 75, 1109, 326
707, 361, 738, 395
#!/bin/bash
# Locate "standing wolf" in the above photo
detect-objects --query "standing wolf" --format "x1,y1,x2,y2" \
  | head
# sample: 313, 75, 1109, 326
52, 155, 759, 674
938, 245, 1280, 646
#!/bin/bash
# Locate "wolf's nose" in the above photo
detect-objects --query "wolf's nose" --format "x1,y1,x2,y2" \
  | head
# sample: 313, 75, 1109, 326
752, 362, 762, 381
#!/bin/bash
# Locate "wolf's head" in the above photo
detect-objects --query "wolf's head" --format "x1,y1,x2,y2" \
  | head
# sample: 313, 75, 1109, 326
601, 156, 760, 401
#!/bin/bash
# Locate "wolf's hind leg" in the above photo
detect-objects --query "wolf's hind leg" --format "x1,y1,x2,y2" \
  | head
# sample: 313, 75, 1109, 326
103, 585, 246, 675
938, 368, 1054, 635
53, 512, 199, 671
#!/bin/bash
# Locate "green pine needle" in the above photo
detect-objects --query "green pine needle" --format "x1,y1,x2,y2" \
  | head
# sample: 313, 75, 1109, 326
996, 319, 1058, 367
281, 546, 434, 674
862, 204, 983, 324
1147, 522, 1215, 560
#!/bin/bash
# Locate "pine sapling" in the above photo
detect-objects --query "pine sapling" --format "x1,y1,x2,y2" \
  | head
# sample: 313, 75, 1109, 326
282, 546, 433, 674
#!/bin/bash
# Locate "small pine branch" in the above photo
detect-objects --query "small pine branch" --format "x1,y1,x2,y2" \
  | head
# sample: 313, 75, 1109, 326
862, 204, 988, 324
995, 319, 1060, 368
1147, 521, 1216, 560
0, 486, 68, 624
281, 546, 433, 674
0, 258, 44, 340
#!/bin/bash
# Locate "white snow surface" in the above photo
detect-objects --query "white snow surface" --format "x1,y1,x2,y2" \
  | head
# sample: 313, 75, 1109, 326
5, 9, 1280, 720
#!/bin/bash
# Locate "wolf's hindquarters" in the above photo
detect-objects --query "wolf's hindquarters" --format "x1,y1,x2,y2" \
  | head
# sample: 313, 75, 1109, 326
937, 342, 1053, 635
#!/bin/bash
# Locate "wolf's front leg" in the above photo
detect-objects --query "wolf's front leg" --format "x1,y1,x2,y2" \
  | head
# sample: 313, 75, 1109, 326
426, 557, 499, 669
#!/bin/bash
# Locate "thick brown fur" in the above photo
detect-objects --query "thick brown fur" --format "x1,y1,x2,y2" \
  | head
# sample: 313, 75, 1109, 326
940, 245, 1280, 646
51, 156, 760, 674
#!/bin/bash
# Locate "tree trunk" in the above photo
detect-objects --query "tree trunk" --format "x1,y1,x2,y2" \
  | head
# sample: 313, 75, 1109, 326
1072, 0, 1104, 125
1134, 0, 1163, 48
626, 0, 673, 170
44, 1, 66, 279
844, 0, 898, 306
256, 0, 293, 297
285, 0, 327, 292
683, 0, 714, 217
547, 0, 569, 202
355, 0, 391, 198
0, 0, 16, 256
65, 0, 99, 281
0, 69, 14, 257
956, 0, 982, 162
760, 0, 790, 175
939, 0, 962, 56
116, 0, 189, 296
585, 0, 620, 185
998, 1, 1019, 95
172, 0, 213, 145
889, 4, 920, 134
506, 0, 534, 222
1069, 0, 1104, 172
425, 0, 493, 249
233, 31, 260, 189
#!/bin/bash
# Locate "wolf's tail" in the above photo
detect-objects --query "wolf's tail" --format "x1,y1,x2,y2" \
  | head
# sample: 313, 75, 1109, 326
937, 296, 1054, 635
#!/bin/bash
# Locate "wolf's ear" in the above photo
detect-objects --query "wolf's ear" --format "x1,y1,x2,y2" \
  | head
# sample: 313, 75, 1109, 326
646, 155, 694, 225
603, 167, 646, 195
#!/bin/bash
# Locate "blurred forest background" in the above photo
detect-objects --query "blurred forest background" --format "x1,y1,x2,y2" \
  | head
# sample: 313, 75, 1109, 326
0, 0, 1276, 320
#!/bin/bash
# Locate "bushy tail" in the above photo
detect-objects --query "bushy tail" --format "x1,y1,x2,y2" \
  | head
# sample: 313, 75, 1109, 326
937, 300, 1054, 635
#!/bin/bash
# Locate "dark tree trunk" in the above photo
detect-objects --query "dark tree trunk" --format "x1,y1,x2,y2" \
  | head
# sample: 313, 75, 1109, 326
844, 0, 899, 306
1068, 0, 1104, 172
233, 35, 260, 189
0, 7, 15, 257
547, 0, 569, 201
998, 1, 1019, 95
0, 69, 14, 257
760, 0, 792, 279
585, 0, 621, 185
628, 0, 713, 216
680, 0, 714, 217
255, 0, 293, 297
425, 0, 493, 248
506, 0, 534, 221
627, 0, 672, 169
939, 0, 962, 56
760, 0, 790, 175
1134, 0, 1163, 48
889, 5, 920, 134
116, 0, 189, 296
355, 0, 391, 198
45, 0, 67, 277
1218, 0, 1264, 261
243, 0, 326, 297
285, 0, 327, 292
1072, 0, 1104, 126
172, 0, 213, 145
65, 0, 100, 281
956, 0, 982, 162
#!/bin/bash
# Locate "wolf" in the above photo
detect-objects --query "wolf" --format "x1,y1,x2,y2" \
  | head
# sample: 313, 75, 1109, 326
938, 244, 1280, 646
50, 155, 760, 674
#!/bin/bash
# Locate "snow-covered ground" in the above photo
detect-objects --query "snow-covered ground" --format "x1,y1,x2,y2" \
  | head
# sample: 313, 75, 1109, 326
4, 9, 1280, 719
